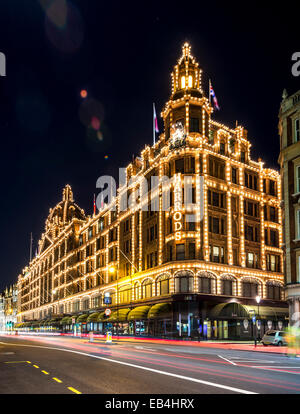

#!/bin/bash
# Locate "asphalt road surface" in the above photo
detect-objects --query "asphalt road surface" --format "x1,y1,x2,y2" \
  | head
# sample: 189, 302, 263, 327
1, 334, 300, 394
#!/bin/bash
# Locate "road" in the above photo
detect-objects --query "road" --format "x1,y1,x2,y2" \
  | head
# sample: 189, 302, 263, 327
1, 334, 300, 394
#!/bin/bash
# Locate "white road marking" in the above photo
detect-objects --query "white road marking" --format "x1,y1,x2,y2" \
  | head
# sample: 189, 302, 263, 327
251, 367, 300, 375
0, 341, 257, 394
218, 355, 237, 365
134, 346, 156, 351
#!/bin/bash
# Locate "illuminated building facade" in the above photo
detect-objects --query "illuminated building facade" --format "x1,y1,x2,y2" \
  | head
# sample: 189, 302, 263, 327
17, 44, 287, 339
279, 89, 300, 326
0, 284, 18, 332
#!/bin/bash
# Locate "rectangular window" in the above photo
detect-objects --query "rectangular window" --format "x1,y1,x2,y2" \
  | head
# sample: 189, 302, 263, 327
269, 207, 276, 222
247, 252, 254, 268
210, 246, 224, 263
295, 119, 300, 143
269, 180, 276, 196
190, 118, 199, 133
220, 142, 225, 155
176, 244, 185, 260
297, 210, 300, 239
175, 158, 185, 174
189, 242, 196, 259
222, 280, 232, 296
297, 166, 300, 193
232, 167, 237, 184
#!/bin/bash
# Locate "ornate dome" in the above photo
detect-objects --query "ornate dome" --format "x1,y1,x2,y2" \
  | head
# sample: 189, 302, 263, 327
38, 185, 86, 254
45, 185, 85, 232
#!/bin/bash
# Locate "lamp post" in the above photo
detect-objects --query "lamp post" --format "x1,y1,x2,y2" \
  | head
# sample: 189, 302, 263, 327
109, 266, 118, 337
256, 295, 261, 343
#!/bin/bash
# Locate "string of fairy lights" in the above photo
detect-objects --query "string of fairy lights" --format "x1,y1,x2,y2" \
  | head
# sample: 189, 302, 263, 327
18, 43, 284, 321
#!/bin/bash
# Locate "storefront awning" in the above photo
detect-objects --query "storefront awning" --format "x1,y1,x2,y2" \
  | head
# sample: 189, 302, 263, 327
76, 314, 88, 323
97, 312, 106, 322
127, 306, 151, 321
87, 312, 100, 323
210, 303, 289, 319
148, 303, 172, 319
243, 305, 288, 319
106, 308, 131, 322
61, 316, 71, 325
210, 303, 249, 319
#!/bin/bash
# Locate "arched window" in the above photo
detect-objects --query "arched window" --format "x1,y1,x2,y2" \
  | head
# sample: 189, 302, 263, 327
91, 295, 101, 308
266, 281, 283, 300
188, 75, 193, 88
142, 279, 153, 299
198, 272, 216, 294
175, 271, 194, 293
220, 274, 236, 296
119, 285, 131, 303
156, 274, 170, 296
73, 301, 80, 313
82, 298, 89, 310
242, 278, 259, 297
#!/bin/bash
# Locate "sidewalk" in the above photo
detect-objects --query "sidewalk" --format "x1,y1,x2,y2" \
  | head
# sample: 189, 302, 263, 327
85, 334, 289, 354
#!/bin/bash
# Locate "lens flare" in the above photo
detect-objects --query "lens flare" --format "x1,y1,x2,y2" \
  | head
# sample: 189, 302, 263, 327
80, 89, 87, 98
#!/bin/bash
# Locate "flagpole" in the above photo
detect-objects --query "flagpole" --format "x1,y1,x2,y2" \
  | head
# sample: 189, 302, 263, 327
209, 79, 211, 105
153, 102, 155, 146
29, 232, 33, 262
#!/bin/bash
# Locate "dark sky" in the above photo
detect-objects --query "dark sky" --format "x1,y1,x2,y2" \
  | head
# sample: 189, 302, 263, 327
0, 0, 299, 291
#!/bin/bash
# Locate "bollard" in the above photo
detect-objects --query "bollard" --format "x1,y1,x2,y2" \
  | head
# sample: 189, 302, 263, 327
106, 331, 112, 344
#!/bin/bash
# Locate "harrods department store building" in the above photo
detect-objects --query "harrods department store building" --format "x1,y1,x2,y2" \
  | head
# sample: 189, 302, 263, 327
17, 44, 288, 339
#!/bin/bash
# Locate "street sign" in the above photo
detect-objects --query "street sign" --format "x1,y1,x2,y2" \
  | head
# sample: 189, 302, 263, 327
105, 308, 111, 316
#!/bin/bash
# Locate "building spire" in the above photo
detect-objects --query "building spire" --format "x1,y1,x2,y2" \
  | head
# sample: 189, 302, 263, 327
62, 184, 74, 202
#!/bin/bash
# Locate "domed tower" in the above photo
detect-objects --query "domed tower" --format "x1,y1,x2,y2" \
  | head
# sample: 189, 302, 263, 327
162, 42, 212, 142
38, 184, 86, 254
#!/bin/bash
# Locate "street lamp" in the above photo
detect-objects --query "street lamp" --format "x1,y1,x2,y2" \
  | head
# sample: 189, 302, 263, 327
109, 266, 118, 336
256, 295, 261, 342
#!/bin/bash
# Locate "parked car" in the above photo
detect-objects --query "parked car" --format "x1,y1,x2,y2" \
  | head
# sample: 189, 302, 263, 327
261, 330, 287, 346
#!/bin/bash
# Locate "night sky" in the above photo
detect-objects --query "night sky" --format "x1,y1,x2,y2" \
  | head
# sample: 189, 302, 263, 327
0, 1, 299, 290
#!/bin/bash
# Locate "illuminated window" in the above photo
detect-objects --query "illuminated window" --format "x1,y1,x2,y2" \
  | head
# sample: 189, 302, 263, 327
181, 76, 185, 88
188, 75, 193, 88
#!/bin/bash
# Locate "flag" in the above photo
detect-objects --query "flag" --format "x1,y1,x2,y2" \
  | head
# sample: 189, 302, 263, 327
100, 192, 104, 210
153, 103, 159, 133
93, 193, 96, 215
153, 103, 159, 146
210, 83, 220, 110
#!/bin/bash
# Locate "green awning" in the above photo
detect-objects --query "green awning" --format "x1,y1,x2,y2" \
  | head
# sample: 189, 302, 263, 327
148, 303, 172, 319
106, 308, 131, 322
97, 312, 106, 322
210, 303, 249, 318
76, 314, 88, 323
243, 305, 288, 319
61, 316, 71, 325
87, 313, 100, 323
127, 306, 151, 321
